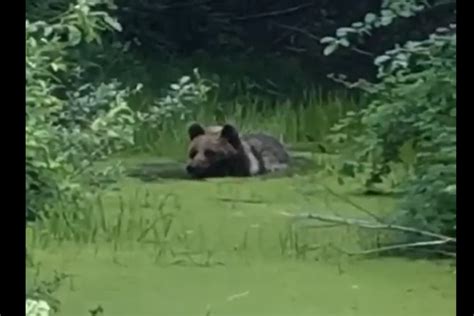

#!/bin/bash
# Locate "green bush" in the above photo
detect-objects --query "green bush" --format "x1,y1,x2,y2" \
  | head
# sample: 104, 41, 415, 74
26, 0, 139, 219
322, 1, 456, 239
26, 0, 217, 220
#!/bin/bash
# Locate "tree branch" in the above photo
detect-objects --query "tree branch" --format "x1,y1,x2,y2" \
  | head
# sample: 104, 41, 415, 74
330, 240, 456, 257
273, 23, 374, 57
232, 3, 316, 22
281, 212, 456, 242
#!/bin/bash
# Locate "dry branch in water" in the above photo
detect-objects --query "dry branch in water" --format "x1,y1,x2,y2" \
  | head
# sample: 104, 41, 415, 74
280, 211, 456, 257
282, 212, 455, 242
330, 240, 456, 257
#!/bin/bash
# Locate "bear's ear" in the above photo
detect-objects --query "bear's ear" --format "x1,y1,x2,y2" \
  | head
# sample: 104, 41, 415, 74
188, 123, 205, 140
220, 124, 242, 148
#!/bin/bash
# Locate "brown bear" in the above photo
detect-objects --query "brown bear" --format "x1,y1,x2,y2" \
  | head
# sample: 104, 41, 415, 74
186, 123, 290, 178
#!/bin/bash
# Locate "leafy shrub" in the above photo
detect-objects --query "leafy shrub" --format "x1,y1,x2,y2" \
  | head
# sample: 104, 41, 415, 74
26, 0, 140, 219
136, 68, 217, 130
26, 0, 217, 220
321, 1, 456, 239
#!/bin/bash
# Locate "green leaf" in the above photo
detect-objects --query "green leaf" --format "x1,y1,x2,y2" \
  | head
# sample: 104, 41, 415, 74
374, 55, 391, 66
104, 16, 122, 32
339, 38, 350, 47
336, 27, 356, 37
365, 13, 377, 24
436, 27, 449, 33
44, 26, 53, 37
106, 130, 120, 138
398, 9, 414, 18
323, 43, 339, 56
51, 63, 60, 72
380, 16, 393, 26
179, 76, 191, 85
67, 25, 82, 46
405, 41, 421, 50
320, 37, 335, 44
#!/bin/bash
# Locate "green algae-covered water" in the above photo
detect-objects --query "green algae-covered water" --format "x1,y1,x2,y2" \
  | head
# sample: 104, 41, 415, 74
26, 156, 456, 316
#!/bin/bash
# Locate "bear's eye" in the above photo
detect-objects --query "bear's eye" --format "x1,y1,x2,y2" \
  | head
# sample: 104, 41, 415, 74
204, 150, 216, 158
189, 150, 197, 159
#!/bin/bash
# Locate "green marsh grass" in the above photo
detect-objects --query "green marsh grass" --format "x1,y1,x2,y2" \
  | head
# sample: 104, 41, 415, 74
130, 87, 359, 159
26, 173, 455, 316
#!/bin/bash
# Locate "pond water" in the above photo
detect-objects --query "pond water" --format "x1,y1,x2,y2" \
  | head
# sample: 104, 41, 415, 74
26, 154, 456, 316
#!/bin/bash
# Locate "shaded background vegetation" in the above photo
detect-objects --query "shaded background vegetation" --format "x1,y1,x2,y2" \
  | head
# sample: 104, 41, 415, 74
26, 0, 455, 98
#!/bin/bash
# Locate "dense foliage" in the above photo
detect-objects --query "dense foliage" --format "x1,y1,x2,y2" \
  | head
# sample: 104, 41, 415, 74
322, 1, 456, 240
26, 0, 214, 220
26, 0, 456, 97
26, 0, 137, 219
